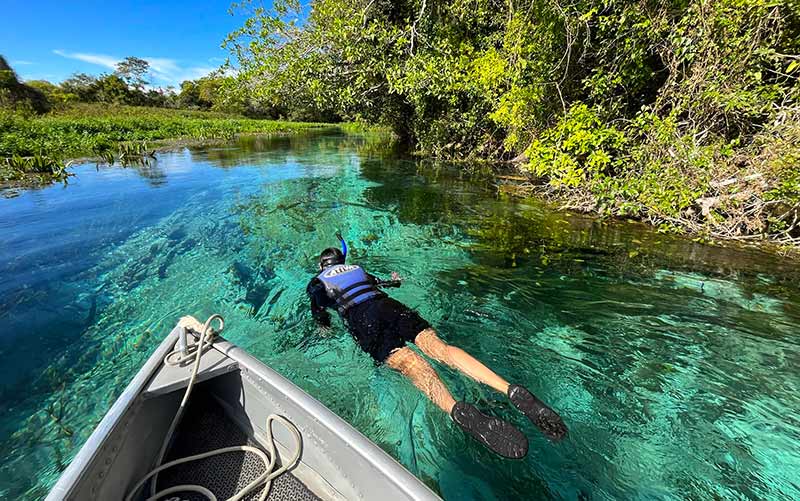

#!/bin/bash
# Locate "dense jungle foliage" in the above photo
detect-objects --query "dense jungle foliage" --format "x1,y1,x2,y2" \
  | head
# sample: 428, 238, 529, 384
226, 0, 800, 245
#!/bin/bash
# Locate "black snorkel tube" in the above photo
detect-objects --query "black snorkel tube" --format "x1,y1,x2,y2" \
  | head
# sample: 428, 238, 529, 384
336, 231, 348, 262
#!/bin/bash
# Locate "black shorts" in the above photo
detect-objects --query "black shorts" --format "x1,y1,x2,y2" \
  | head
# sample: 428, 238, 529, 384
343, 297, 430, 363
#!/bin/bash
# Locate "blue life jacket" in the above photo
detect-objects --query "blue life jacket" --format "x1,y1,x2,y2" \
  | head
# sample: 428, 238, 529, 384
317, 264, 384, 313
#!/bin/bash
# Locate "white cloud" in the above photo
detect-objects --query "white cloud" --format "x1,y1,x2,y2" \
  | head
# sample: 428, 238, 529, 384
145, 57, 215, 85
13, 60, 34, 65
53, 49, 118, 70
145, 58, 179, 73
53, 49, 219, 87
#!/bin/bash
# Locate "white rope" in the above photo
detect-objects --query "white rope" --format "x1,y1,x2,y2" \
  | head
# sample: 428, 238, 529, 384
125, 315, 302, 501
163, 331, 212, 367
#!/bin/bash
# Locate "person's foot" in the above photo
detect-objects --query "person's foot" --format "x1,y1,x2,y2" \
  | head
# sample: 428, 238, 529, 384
508, 384, 568, 441
451, 401, 528, 459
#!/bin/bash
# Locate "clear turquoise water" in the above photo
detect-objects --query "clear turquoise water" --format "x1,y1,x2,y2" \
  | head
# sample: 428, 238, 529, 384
1, 132, 799, 500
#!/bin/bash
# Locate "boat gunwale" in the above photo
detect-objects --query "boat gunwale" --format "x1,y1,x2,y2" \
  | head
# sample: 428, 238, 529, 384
45, 327, 181, 501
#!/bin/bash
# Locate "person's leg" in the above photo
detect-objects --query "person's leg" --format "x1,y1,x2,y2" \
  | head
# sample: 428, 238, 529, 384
385, 346, 528, 459
415, 328, 510, 394
415, 328, 568, 440
385, 346, 457, 413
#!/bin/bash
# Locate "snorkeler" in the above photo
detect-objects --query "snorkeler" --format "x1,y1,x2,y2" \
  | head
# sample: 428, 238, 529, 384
306, 237, 567, 459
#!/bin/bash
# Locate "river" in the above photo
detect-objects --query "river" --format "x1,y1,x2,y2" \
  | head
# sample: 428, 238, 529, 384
1, 131, 798, 500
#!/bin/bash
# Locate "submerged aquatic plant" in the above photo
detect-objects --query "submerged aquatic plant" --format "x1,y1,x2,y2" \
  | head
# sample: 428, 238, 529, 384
117, 141, 156, 167
1, 153, 71, 180
97, 149, 116, 165
90, 141, 159, 167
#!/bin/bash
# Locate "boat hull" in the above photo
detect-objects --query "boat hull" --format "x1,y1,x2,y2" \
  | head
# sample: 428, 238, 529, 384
46, 326, 441, 501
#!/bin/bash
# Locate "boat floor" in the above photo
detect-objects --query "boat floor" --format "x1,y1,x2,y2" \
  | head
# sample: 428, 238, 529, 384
154, 392, 320, 501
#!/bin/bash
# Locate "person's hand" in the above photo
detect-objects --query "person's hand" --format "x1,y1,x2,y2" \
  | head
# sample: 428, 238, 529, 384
391, 271, 402, 281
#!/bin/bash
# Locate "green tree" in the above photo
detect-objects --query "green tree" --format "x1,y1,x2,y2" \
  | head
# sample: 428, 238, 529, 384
224, 0, 356, 122
115, 56, 150, 92
60, 73, 99, 102
226, 0, 799, 155
197, 76, 222, 107
178, 74, 230, 110
26, 80, 77, 106
0, 55, 50, 113
179, 79, 202, 108
93, 74, 132, 104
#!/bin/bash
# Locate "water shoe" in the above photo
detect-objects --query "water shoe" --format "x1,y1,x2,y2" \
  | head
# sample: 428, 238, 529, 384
451, 401, 528, 459
508, 384, 568, 441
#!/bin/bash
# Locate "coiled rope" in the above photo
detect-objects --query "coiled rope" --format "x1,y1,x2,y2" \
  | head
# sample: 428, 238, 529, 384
125, 314, 302, 501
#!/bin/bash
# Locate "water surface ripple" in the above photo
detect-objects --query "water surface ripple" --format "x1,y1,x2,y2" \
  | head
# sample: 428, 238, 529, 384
1, 133, 798, 500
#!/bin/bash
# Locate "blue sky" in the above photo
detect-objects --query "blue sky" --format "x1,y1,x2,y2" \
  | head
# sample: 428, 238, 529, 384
1, 0, 253, 87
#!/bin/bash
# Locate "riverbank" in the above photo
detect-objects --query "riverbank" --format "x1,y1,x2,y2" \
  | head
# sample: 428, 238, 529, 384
0, 104, 333, 188
493, 164, 800, 260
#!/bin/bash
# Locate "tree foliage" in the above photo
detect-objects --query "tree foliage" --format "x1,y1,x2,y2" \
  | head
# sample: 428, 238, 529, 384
0, 55, 50, 114
115, 56, 150, 92
178, 73, 229, 110
60, 73, 99, 102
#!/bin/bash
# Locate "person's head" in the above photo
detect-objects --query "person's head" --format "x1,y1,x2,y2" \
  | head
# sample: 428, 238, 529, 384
318, 247, 345, 270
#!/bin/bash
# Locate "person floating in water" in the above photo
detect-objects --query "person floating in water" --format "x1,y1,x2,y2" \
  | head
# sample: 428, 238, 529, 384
307, 238, 567, 459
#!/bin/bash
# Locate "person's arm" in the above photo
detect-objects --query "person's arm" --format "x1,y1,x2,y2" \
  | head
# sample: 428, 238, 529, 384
306, 278, 332, 327
367, 271, 402, 288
